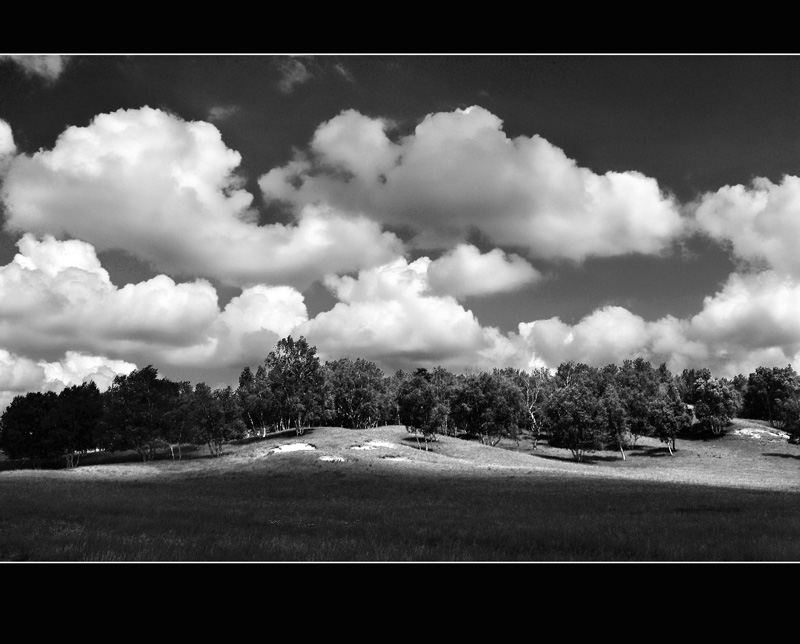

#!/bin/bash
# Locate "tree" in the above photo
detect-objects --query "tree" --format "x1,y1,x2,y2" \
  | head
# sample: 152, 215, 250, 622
602, 385, 631, 460
543, 379, 610, 462
49, 382, 103, 468
0, 383, 103, 468
501, 367, 552, 449
324, 358, 386, 429
236, 365, 275, 436
397, 368, 437, 449
742, 365, 798, 426
691, 374, 738, 435
777, 384, 800, 444
451, 370, 526, 447
615, 358, 661, 444
0, 391, 59, 465
264, 336, 324, 435
648, 382, 693, 455
188, 383, 245, 457
162, 381, 195, 459
98, 365, 180, 461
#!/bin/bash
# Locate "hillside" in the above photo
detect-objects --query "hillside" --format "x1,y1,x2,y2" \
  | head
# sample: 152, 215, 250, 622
3, 421, 795, 492
1, 421, 797, 561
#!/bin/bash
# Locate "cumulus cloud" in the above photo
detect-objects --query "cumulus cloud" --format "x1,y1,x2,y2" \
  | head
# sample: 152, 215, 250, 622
260, 105, 685, 261
516, 306, 664, 370
0, 119, 16, 177
427, 244, 541, 298
0, 119, 15, 158
0, 234, 309, 373
694, 176, 800, 276
0, 348, 136, 412
508, 267, 800, 378
299, 257, 517, 372
0, 107, 403, 290
0, 55, 71, 82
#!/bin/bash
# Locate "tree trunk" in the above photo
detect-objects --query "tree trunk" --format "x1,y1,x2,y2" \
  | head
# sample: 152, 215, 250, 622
619, 444, 626, 461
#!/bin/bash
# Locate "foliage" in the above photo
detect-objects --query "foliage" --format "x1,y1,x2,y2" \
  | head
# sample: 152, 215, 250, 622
264, 336, 325, 435
614, 358, 663, 442
742, 365, 798, 427
690, 375, 738, 435
236, 365, 275, 436
499, 367, 552, 448
0, 391, 59, 464
647, 382, 693, 454
324, 358, 386, 429
544, 379, 610, 462
188, 383, 246, 457
98, 365, 180, 461
451, 370, 526, 446
0, 384, 102, 467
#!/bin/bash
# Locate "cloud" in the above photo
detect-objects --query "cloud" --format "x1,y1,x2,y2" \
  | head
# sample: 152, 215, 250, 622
0, 55, 71, 82
0, 348, 136, 412
693, 176, 800, 276
299, 257, 517, 372
207, 105, 240, 122
260, 105, 685, 261
0, 234, 309, 374
509, 267, 800, 378
427, 244, 541, 298
276, 57, 312, 93
334, 63, 355, 83
0, 119, 15, 177
0, 107, 403, 290
0, 119, 15, 158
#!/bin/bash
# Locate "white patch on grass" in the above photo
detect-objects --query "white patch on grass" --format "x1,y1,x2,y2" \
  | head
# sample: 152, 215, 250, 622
319, 455, 346, 462
350, 440, 399, 451
270, 443, 316, 454
731, 427, 788, 440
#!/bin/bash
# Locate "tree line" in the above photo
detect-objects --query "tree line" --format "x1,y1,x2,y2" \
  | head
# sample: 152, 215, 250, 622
2, 336, 799, 468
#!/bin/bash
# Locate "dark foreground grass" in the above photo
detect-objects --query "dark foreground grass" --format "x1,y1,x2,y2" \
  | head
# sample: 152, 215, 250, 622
1, 463, 798, 561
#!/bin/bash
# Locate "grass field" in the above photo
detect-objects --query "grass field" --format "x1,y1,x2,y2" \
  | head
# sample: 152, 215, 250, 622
1, 420, 798, 562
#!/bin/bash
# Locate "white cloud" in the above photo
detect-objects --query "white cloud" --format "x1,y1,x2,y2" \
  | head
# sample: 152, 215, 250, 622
0, 119, 15, 158
260, 105, 685, 261
427, 244, 541, 298
0, 234, 309, 373
694, 176, 800, 276
508, 268, 800, 378
0, 348, 136, 412
0, 107, 403, 290
0, 119, 15, 177
516, 306, 658, 370
299, 257, 517, 372
0, 55, 71, 82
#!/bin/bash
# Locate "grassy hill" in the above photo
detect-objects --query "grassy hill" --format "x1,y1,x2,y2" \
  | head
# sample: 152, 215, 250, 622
1, 421, 798, 561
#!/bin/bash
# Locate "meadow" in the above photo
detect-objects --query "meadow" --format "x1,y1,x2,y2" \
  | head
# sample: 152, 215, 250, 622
1, 420, 798, 562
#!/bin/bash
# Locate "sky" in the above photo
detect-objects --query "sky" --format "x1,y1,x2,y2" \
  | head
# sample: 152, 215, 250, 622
2, 53, 800, 408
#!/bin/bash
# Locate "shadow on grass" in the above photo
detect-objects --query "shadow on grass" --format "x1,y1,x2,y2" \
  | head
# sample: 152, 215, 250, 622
629, 445, 674, 458
763, 452, 800, 461
401, 436, 439, 451
531, 452, 598, 465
